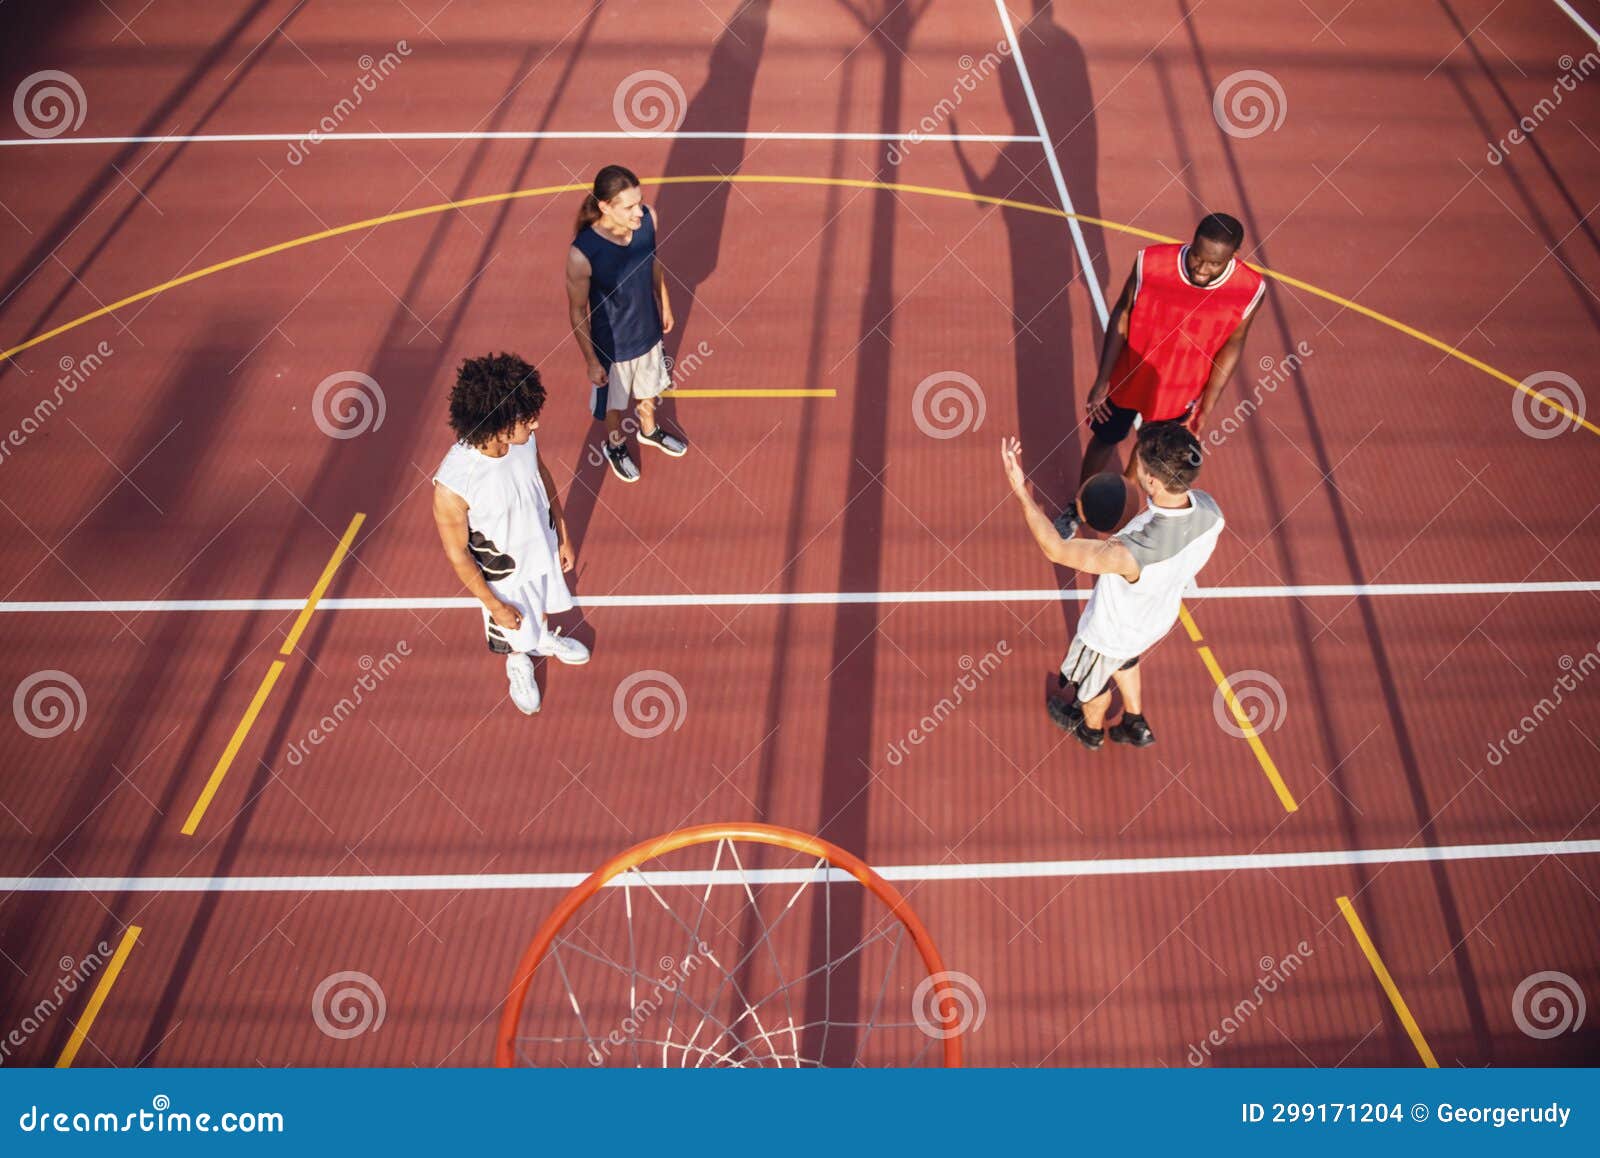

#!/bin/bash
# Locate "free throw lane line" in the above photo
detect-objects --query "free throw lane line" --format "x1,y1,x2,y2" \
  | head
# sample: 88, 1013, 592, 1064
55, 925, 141, 1067
180, 513, 364, 835
1337, 896, 1440, 1067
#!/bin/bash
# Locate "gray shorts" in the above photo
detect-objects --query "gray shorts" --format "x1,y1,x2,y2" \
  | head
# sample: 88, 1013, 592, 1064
605, 342, 671, 412
1060, 637, 1140, 704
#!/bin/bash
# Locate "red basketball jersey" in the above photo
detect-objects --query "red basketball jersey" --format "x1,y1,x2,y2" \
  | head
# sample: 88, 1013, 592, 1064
1108, 244, 1266, 421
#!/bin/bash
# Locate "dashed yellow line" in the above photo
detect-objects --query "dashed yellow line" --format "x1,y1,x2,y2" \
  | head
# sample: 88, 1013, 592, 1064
2, 176, 1587, 439
1337, 895, 1440, 1067
56, 925, 141, 1067
1179, 604, 1298, 813
181, 512, 364, 836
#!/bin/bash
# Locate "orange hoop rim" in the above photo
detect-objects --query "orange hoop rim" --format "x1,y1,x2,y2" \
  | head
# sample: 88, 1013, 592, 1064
494, 822, 964, 1067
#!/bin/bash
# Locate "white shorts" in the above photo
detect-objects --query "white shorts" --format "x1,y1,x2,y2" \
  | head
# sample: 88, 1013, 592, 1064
1060, 637, 1140, 704
605, 342, 671, 412
482, 570, 573, 655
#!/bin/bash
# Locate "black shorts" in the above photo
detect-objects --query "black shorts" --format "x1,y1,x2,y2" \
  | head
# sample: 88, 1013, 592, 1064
1090, 401, 1192, 445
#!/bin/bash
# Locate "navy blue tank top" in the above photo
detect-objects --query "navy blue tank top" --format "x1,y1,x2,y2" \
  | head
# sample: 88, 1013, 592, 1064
573, 206, 661, 366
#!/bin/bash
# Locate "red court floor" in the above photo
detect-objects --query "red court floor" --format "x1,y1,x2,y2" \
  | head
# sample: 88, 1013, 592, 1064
0, 0, 1597, 1067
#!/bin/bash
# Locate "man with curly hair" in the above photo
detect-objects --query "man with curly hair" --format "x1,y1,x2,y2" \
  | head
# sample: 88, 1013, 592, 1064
433, 353, 588, 715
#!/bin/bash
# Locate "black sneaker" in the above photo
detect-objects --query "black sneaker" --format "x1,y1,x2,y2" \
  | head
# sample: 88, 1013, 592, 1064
605, 441, 640, 483
1053, 507, 1080, 539
1047, 697, 1104, 749
638, 425, 688, 457
1046, 697, 1082, 732
1109, 713, 1155, 747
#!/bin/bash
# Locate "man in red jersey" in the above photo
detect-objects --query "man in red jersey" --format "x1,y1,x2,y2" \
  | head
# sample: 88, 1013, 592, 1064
1070, 213, 1264, 503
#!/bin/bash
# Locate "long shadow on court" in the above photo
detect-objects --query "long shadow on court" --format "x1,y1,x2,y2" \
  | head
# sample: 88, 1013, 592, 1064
1174, 0, 1494, 1063
953, 0, 1111, 641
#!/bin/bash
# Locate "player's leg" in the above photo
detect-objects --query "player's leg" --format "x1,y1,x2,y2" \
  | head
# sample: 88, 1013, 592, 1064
484, 599, 543, 715
1079, 402, 1139, 489
602, 360, 641, 482
1107, 659, 1154, 746
633, 343, 688, 456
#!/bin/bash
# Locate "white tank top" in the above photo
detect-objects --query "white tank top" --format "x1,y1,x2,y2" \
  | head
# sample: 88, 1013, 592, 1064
432, 437, 560, 589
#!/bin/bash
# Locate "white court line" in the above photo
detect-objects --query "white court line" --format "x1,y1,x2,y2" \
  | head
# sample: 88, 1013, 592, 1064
2, 579, 1597, 614
993, 0, 1111, 326
0, 130, 1041, 148
5, 837, 1597, 893
1552, 0, 1600, 49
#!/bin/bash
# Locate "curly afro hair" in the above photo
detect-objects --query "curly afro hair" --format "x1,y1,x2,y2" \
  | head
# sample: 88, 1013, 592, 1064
448, 353, 546, 446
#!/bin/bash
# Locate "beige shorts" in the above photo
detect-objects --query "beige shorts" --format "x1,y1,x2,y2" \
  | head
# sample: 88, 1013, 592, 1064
605, 342, 671, 412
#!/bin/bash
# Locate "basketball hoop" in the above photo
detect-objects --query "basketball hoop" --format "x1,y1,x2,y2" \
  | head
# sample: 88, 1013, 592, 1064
494, 823, 972, 1067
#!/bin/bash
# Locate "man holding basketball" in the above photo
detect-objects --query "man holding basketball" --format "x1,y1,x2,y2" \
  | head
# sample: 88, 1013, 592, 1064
1070, 212, 1264, 504
1004, 422, 1224, 751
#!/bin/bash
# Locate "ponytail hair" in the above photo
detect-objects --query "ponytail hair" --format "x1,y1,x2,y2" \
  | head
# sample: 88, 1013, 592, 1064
575, 164, 641, 233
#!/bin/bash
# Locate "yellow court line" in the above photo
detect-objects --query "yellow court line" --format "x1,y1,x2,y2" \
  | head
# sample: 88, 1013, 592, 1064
1178, 603, 1298, 813
1337, 895, 1440, 1068
181, 512, 365, 836
1, 175, 1589, 437
55, 925, 141, 1067
280, 512, 364, 656
180, 660, 285, 835
663, 388, 835, 398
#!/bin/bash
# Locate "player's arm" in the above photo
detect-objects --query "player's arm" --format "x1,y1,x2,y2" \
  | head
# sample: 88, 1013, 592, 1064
650, 209, 674, 335
1000, 438, 1141, 579
536, 448, 575, 572
566, 246, 606, 387
1188, 300, 1260, 435
1084, 266, 1136, 422
432, 483, 521, 629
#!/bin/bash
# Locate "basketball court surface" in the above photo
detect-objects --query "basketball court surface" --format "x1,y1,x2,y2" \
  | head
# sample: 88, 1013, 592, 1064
1, 0, 1598, 1067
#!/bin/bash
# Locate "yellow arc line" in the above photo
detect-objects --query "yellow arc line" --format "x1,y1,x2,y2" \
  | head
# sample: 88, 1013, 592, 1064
1178, 603, 1297, 813
1, 175, 1589, 438
1337, 895, 1440, 1068
56, 925, 141, 1067
182, 511, 365, 836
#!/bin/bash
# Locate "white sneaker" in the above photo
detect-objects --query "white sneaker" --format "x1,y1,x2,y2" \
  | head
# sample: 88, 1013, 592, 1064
533, 630, 590, 666
505, 653, 541, 714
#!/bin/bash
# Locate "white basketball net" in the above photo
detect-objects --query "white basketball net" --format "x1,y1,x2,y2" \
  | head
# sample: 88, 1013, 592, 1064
503, 837, 956, 1067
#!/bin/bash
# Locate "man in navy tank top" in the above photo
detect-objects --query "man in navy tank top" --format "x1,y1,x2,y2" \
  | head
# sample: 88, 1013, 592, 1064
565, 165, 689, 483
